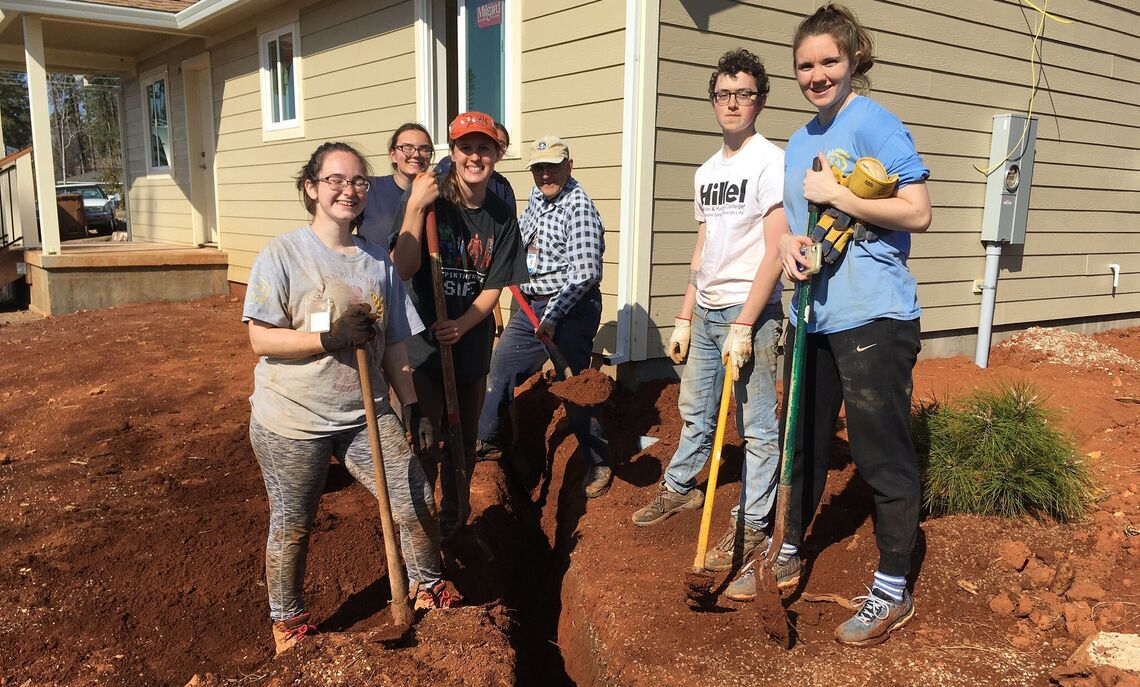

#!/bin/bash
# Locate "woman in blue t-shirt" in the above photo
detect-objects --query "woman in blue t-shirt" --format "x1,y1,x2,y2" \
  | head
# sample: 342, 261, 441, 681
774, 3, 932, 647
357, 123, 435, 248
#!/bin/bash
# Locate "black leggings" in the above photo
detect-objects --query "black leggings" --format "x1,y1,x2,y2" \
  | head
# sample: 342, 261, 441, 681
780, 318, 921, 577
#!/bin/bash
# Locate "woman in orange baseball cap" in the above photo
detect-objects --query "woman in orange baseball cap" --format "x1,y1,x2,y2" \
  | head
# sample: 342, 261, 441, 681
390, 112, 527, 537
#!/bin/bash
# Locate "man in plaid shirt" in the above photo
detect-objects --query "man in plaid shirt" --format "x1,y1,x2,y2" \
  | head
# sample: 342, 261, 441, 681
476, 135, 613, 498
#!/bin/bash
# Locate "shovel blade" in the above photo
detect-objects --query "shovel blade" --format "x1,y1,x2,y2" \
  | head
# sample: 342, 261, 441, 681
755, 568, 791, 648
684, 568, 718, 608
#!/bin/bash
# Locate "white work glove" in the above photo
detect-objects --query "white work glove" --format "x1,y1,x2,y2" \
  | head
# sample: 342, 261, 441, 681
723, 322, 753, 381
668, 317, 691, 364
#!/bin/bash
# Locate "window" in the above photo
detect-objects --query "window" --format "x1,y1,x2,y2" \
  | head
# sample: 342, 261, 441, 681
259, 23, 303, 135
140, 68, 171, 173
417, 0, 516, 152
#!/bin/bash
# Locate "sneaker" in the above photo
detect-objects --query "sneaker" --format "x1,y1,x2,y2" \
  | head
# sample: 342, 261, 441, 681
631, 481, 703, 527
704, 521, 769, 572
414, 579, 460, 610
271, 612, 316, 655
583, 464, 613, 498
724, 555, 803, 602
475, 440, 502, 462
834, 588, 915, 646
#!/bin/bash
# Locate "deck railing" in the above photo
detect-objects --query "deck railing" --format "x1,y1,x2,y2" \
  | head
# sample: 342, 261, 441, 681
0, 147, 38, 250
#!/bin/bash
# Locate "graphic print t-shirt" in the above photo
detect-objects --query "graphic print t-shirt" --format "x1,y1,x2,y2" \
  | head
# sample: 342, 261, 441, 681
396, 192, 527, 383
242, 226, 423, 439
692, 133, 785, 309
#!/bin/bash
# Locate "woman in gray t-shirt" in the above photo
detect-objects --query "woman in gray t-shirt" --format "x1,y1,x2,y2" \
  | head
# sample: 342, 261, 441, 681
242, 142, 456, 656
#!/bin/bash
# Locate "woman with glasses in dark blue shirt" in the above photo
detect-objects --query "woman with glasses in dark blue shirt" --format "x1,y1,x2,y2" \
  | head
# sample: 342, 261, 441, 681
358, 123, 435, 249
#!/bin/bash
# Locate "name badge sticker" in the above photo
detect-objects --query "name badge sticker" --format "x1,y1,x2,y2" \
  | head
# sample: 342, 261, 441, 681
526, 244, 540, 274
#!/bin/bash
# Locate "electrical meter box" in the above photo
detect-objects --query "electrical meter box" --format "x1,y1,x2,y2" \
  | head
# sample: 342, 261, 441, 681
981, 114, 1037, 244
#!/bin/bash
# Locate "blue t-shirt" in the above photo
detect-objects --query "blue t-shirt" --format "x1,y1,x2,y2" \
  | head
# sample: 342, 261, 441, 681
784, 96, 930, 334
358, 175, 406, 249
434, 157, 518, 212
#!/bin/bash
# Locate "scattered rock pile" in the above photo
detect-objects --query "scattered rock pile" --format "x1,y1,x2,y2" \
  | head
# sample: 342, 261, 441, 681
996, 327, 1140, 372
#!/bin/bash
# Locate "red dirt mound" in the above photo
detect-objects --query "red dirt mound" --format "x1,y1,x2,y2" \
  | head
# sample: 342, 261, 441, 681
549, 367, 614, 406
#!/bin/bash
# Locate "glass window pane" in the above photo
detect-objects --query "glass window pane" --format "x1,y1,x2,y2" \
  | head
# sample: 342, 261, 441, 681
267, 38, 280, 123
147, 79, 169, 168
466, 0, 504, 121
278, 32, 295, 122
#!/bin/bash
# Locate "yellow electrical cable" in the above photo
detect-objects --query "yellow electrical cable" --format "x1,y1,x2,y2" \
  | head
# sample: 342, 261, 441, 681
973, 0, 1074, 176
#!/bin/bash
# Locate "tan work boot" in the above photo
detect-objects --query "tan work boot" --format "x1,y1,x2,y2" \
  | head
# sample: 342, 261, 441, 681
583, 464, 613, 498
271, 612, 316, 655
704, 520, 769, 571
631, 481, 703, 526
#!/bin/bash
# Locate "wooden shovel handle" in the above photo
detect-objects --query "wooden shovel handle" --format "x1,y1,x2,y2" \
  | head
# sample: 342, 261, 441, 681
356, 347, 414, 628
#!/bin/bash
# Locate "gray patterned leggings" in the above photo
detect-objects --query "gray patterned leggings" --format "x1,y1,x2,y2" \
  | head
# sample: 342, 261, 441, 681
249, 413, 441, 621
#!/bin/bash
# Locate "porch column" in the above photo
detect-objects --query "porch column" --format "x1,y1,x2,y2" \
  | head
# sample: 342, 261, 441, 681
23, 14, 60, 255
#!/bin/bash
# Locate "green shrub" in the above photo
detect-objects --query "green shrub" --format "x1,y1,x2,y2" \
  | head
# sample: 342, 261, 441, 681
913, 382, 1093, 522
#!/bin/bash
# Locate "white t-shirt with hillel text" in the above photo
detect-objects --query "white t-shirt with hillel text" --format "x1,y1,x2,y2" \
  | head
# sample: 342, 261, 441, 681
692, 133, 785, 309
242, 226, 423, 439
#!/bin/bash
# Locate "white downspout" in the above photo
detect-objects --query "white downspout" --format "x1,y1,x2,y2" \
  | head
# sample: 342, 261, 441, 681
973, 242, 1002, 368
608, 0, 652, 365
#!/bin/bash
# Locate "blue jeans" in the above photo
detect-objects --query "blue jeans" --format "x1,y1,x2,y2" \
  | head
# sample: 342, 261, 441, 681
477, 288, 609, 466
664, 302, 782, 531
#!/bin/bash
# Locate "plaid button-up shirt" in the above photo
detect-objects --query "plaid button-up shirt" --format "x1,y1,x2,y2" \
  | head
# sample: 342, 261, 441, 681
519, 177, 605, 326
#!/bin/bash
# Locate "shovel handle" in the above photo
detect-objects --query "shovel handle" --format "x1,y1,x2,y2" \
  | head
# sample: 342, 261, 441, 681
425, 205, 470, 529
508, 285, 574, 378
356, 347, 414, 628
692, 358, 735, 569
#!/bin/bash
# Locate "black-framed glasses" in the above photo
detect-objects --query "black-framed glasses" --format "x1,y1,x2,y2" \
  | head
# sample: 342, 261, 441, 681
319, 175, 370, 192
711, 89, 760, 105
394, 144, 435, 159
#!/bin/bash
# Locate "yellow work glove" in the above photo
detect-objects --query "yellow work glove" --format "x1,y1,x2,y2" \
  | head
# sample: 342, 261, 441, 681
722, 323, 753, 381
668, 317, 691, 364
845, 157, 898, 199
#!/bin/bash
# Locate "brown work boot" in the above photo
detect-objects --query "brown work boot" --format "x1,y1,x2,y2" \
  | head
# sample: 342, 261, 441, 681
271, 612, 316, 655
583, 464, 613, 498
704, 520, 769, 572
630, 481, 703, 526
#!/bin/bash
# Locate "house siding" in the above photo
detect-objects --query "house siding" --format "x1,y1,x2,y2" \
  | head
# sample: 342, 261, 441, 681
650, 0, 1140, 358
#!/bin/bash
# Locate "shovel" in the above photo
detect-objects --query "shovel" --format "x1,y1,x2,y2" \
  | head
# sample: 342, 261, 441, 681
355, 347, 414, 641
683, 357, 734, 606
425, 206, 471, 532
756, 158, 824, 647
507, 285, 612, 407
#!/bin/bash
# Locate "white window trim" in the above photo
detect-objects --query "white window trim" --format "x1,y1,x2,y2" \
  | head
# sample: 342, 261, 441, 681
139, 66, 172, 175
415, 0, 518, 157
258, 21, 305, 141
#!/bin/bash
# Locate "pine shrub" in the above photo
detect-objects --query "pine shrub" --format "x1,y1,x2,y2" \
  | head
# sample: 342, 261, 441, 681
913, 382, 1093, 522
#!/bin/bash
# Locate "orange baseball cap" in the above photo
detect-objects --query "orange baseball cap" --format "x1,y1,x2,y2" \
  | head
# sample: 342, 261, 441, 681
448, 111, 498, 143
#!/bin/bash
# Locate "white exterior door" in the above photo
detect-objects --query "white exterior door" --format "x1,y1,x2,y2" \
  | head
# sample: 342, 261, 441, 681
183, 54, 218, 246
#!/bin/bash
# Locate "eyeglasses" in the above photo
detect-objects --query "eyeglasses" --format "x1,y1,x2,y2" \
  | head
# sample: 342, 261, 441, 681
394, 144, 435, 159
319, 175, 371, 193
711, 89, 760, 105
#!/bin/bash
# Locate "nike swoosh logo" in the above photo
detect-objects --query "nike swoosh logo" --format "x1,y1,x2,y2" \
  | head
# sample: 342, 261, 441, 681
855, 343, 878, 352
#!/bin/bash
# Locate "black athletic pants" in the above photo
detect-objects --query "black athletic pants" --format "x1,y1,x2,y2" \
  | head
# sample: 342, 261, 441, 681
780, 317, 921, 577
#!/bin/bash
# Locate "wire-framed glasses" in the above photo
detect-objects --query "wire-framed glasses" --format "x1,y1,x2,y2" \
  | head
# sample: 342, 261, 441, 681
711, 89, 760, 105
319, 175, 371, 193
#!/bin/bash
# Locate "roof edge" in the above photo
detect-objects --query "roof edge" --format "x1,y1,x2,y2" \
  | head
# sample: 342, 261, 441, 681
0, 0, 248, 31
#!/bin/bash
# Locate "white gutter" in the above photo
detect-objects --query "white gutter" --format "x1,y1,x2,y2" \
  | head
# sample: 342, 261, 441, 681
0, 0, 247, 30
608, 0, 658, 366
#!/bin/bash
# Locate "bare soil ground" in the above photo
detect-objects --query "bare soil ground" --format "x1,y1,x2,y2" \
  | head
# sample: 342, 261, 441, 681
1, 298, 1138, 686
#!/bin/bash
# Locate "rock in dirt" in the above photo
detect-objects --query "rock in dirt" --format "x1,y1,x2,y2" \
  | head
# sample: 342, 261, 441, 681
1025, 561, 1058, 589
1068, 581, 1108, 603
1054, 559, 1078, 595
1051, 632, 1140, 687
0, 451, 10, 465
991, 592, 1017, 615
1065, 602, 1099, 641
999, 540, 1032, 571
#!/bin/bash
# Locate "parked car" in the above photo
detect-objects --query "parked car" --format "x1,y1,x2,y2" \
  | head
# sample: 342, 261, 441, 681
55, 183, 117, 234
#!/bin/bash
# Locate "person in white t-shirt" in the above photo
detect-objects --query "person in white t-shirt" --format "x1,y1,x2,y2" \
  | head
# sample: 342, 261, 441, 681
631, 49, 789, 577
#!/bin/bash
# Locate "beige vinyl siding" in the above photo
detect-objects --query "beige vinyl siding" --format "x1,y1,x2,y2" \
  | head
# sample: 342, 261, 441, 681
123, 40, 207, 245
496, 0, 627, 353
650, 0, 1140, 357
213, 0, 416, 283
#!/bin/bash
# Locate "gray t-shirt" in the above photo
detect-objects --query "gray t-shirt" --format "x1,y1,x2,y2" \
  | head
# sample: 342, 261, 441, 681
243, 226, 424, 439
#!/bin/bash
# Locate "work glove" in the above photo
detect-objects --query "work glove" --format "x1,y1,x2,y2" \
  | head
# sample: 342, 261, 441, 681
722, 323, 753, 381
845, 157, 898, 199
319, 303, 376, 352
402, 401, 434, 454
810, 207, 856, 265
668, 317, 691, 364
